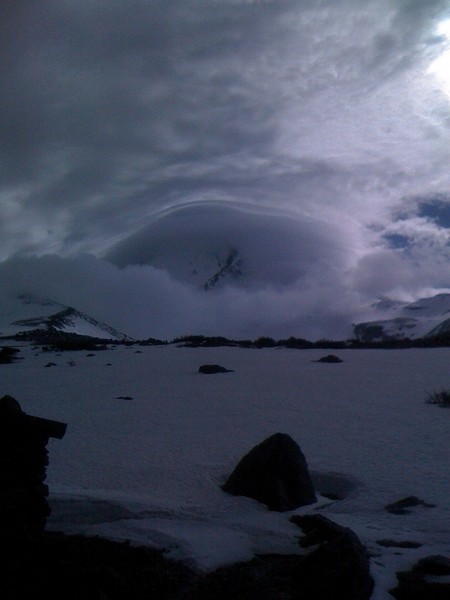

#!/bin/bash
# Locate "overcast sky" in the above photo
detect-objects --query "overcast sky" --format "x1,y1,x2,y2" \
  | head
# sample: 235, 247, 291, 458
1, 0, 450, 339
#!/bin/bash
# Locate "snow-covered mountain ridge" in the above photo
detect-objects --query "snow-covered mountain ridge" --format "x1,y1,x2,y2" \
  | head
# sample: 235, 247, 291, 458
0, 294, 131, 341
3, 291, 450, 344
353, 293, 450, 342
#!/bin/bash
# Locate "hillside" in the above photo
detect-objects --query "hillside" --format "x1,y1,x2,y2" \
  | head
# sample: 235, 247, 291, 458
0, 294, 131, 342
353, 294, 450, 342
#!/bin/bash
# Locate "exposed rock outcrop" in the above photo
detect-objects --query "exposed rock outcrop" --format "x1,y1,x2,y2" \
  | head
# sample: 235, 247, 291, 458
290, 514, 374, 600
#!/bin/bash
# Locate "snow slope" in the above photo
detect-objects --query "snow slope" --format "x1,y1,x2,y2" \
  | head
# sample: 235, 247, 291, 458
1, 343, 449, 598
0, 294, 131, 341
354, 293, 450, 341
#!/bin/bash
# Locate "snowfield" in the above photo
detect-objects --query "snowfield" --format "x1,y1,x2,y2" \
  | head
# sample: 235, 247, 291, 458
2, 343, 449, 598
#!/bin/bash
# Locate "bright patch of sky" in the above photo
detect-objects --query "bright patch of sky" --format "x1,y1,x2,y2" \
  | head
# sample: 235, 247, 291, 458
428, 18, 450, 99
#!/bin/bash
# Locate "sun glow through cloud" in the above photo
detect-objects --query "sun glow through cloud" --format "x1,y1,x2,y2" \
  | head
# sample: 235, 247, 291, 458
428, 19, 450, 99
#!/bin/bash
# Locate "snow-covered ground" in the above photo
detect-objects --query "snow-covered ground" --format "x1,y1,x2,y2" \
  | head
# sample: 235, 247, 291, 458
2, 343, 449, 598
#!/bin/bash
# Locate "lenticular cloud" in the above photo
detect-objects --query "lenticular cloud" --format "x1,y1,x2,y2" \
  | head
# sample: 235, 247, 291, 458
106, 201, 357, 290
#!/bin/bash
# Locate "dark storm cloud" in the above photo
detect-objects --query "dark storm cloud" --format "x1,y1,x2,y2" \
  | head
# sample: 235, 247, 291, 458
1, 1, 282, 186
1, 0, 448, 254
2, 0, 303, 257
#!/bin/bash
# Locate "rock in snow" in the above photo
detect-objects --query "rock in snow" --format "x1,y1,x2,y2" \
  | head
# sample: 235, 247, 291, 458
198, 364, 234, 374
290, 514, 374, 599
385, 496, 436, 515
0, 346, 22, 364
390, 554, 450, 599
314, 354, 343, 363
221, 433, 317, 511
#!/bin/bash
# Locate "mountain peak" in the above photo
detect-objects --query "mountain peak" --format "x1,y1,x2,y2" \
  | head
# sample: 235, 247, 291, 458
2, 294, 132, 342
203, 248, 244, 290
354, 293, 450, 341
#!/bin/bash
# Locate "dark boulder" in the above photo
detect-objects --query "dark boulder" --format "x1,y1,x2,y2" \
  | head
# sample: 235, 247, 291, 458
314, 354, 343, 363
0, 394, 23, 412
385, 496, 436, 515
290, 514, 374, 600
0, 346, 21, 364
221, 433, 316, 511
376, 539, 423, 549
390, 555, 450, 599
199, 364, 233, 374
